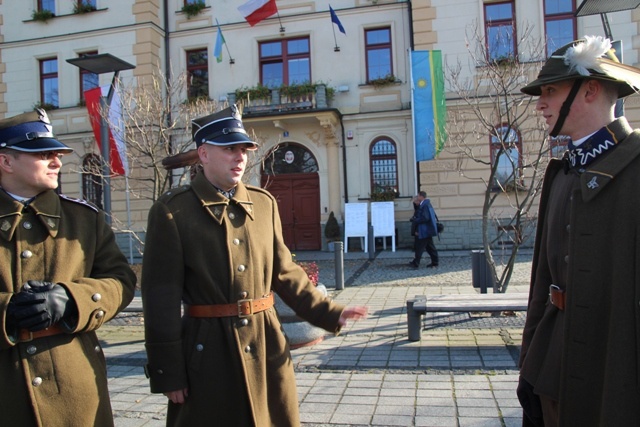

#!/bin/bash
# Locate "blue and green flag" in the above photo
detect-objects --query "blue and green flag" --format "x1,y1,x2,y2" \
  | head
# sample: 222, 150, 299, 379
214, 19, 225, 63
410, 50, 446, 161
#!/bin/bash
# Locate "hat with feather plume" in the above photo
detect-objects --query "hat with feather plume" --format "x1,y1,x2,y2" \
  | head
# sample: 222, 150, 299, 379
521, 36, 640, 98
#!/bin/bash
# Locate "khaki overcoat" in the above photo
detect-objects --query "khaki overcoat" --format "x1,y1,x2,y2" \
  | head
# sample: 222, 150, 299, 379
520, 118, 640, 425
0, 189, 136, 426
142, 173, 345, 427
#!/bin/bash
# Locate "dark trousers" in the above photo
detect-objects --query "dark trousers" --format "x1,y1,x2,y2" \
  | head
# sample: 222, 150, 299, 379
413, 236, 438, 265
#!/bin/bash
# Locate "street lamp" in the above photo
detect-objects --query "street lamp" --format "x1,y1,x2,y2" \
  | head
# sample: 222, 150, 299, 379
66, 53, 135, 224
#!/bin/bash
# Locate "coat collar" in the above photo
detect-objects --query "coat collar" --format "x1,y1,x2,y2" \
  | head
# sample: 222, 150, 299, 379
190, 173, 255, 224
0, 189, 61, 241
580, 117, 640, 202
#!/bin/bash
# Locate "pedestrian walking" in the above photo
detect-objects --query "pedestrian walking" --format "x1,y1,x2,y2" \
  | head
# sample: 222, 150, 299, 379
141, 105, 367, 427
409, 191, 439, 268
0, 109, 137, 426
518, 36, 640, 426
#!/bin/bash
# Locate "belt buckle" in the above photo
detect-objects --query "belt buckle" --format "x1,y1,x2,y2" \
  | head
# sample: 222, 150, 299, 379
237, 299, 253, 318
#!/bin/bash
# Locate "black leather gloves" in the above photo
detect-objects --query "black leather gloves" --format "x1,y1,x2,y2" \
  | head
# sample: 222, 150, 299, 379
7, 281, 78, 332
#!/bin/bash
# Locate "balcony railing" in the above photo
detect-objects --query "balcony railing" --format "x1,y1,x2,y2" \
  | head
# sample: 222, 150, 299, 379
229, 84, 330, 115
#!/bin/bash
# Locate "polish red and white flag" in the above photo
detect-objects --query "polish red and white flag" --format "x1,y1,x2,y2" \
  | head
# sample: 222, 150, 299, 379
84, 86, 128, 176
238, 0, 278, 27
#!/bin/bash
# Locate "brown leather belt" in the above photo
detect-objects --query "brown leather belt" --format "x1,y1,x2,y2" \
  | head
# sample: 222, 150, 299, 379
18, 324, 66, 342
549, 285, 565, 311
187, 293, 274, 318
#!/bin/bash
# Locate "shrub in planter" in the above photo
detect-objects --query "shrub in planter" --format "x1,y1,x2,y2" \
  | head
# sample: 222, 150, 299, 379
324, 211, 341, 242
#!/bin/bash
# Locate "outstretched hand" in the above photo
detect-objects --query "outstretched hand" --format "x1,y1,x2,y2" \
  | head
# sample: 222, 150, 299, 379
338, 306, 368, 326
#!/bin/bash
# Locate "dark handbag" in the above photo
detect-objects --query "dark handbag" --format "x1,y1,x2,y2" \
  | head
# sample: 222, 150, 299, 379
437, 222, 444, 233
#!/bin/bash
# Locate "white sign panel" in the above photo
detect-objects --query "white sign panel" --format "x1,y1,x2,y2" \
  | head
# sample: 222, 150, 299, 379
344, 202, 368, 252
371, 201, 396, 252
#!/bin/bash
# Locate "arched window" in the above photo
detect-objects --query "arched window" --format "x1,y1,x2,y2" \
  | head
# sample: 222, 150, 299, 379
369, 138, 398, 196
82, 154, 103, 209
263, 143, 318, 175
490, 124, 522, 190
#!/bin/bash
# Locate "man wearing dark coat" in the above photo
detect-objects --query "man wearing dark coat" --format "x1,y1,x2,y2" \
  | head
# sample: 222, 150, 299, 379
0, 109, 137, 426
409, 191, 439, 268
141, 105, 367, 426
518, 36, 640, 426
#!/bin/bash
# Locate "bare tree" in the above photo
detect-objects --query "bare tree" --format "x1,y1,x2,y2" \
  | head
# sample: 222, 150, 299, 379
79, 67, 274, 255
444, 22, 550, 293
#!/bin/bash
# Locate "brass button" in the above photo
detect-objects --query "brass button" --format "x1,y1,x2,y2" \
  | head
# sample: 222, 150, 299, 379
238, 265, 246, 272
240, 319, 249, 326
32, 377, 43, 387
244, 346, 251, 353
27, 345, 37, 355
95, 310, 105, 319
229, 213, 236, 220
92, 293, 102, 302
196, 344, 204, 352
239, 291, 248, 299
94, 345, 101, 353
21, 250, 33, 259
233, 238, 240, 245
157, 369, 164, 375
23, 222, 32, 230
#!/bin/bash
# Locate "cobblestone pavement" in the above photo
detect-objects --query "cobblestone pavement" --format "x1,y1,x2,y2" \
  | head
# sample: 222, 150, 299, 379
101, 249, 533, 426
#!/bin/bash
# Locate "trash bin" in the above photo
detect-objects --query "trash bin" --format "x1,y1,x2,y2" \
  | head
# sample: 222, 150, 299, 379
471, 249, 495, 293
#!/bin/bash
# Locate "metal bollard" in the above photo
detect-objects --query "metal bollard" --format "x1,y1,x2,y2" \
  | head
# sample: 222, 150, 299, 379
368, 225, 375, 260
406, 297, 424, 341
334, 241, 344, 290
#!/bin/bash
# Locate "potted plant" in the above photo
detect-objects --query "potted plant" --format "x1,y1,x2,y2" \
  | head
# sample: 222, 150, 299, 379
280, 81, 315, 102
370, 187, 397, 201
324, 211, 341, 251
235, 83, 272, 105
181, 1, 206, 19
32, 9, 54, 22
73, 1, 97, 14
33, 102, 57, 111
368, 74, 398, 89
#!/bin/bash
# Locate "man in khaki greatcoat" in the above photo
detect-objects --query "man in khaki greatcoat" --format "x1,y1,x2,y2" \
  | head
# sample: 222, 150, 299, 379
142, 105, 367, 426
518, 37, 640, 426
0, 109, 136, 426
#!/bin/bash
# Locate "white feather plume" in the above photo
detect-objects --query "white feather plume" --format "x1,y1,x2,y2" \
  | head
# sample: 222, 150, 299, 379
563, 35, 611, 76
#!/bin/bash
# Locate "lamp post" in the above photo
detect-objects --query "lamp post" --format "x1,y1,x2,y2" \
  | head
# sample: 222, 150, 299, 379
66, 53, 135, 224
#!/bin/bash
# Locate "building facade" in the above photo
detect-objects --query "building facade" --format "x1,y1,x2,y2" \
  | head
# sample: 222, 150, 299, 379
1, 0, 639, 259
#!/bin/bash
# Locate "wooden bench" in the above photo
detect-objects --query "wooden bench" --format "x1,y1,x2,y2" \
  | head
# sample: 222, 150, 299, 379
406, 293, 529, 341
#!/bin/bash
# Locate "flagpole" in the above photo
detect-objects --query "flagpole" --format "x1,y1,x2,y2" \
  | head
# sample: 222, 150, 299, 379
125, 174, 133, 263
276, 11, 285, 33
332, 24, 340, 52
409, 49, 419, 194
216, 18, 235, 64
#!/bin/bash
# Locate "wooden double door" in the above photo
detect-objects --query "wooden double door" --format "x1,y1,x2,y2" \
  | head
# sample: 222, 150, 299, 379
261, 173, 321, 251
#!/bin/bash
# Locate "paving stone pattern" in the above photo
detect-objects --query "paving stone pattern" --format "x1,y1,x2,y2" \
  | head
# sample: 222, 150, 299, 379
102, 249, 532, 426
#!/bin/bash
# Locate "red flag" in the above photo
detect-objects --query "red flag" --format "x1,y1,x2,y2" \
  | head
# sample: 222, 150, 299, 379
238, 0, 277, 27
84, 86, 127, 176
